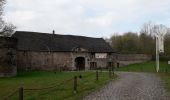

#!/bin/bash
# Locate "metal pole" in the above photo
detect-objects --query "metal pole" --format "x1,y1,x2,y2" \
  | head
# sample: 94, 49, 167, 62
158, 47, 159, 72
156, 36, 159, 72
156, 36, 158, 72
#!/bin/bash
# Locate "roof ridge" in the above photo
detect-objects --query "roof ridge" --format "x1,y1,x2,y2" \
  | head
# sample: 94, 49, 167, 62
12, 31, 114, 52
15, 31, 102, 39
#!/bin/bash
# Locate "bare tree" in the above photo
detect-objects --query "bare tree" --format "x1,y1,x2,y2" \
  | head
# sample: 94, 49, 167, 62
140, 21, 154, 36
1, 23, 16, 36
0, 0, 5, 29
140, 21, 169, 37
153, 24, 169, 37
0, 0, 16, 37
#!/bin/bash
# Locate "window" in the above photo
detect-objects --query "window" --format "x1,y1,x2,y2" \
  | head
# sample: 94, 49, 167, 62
107, 62, 114, 67
90, 62, 97, 70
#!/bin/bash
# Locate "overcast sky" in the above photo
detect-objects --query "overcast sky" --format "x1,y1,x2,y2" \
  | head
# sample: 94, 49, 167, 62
3, 0, 170, 38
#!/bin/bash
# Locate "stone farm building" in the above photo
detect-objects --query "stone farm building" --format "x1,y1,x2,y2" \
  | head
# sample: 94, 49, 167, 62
12, 31, 115, 71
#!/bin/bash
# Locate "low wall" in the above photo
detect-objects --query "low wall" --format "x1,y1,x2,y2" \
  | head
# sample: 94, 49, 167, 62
116, 54, 152, 67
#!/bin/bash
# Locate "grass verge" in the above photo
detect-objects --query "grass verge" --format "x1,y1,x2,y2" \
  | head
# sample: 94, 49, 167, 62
116, 61, 170, 73
0, 71, 116, 100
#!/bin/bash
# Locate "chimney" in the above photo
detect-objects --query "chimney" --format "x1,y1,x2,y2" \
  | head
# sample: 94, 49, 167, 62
52, 30, 55, 35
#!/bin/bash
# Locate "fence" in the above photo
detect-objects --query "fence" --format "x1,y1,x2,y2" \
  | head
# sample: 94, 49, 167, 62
3, 70, 115, 100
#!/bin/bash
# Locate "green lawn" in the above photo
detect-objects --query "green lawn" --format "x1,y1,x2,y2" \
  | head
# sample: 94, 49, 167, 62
0, 71, 116, 100
116, 61, 170, 73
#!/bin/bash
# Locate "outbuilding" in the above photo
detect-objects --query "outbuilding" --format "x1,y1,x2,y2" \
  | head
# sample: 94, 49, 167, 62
12, 31, 115, 71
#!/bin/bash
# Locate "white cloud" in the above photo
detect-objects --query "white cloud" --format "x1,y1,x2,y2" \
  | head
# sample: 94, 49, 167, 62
4, 11, 36, 26
3, 0, 170, 37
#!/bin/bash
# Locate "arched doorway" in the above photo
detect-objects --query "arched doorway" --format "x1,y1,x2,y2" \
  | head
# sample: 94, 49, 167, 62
75, 57, 85, 70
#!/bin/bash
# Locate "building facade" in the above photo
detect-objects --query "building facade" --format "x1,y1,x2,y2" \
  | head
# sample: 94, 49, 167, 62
0, 37, 17, 77
12, 31, 115, 71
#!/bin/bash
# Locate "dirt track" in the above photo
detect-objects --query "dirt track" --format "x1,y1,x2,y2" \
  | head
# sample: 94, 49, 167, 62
84, 72, 170, 100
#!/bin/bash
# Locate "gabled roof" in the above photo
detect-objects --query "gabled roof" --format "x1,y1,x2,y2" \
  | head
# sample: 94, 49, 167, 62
12, 31, 114, 53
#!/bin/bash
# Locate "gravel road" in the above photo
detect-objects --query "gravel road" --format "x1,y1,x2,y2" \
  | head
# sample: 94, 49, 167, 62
84, 72, 170, 100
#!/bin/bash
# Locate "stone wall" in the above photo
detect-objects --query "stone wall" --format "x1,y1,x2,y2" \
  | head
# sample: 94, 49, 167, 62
115, 54, 152, 67
17, 51, 115, 71
17, 51, 72, 71
71, 52, 115, 70
0, 37, 17, 77
71, 52, 90, 70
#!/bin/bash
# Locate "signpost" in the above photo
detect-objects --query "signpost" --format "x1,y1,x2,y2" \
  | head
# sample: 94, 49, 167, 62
150, 24, 167, 72
156, 36, 159, 72
168, 61, 170, 65
155, 35, 164, 72
95, 53, 107, 59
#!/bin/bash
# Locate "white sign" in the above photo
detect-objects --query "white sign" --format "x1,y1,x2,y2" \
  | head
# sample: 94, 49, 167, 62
158, 36, 164, 53
168, 61, 170, 64
95, 53, 107, 58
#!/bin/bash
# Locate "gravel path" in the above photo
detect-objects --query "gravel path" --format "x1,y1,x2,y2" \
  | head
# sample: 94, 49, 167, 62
84, 72, 170, 100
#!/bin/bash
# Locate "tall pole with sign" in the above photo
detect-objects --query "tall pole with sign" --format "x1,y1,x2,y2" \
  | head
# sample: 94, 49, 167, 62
144, 24, 167, 72
156, 35, 164, 72
156, 36, 159, 72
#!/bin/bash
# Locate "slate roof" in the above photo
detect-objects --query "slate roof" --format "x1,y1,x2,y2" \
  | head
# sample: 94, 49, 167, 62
12, 31, 114, 53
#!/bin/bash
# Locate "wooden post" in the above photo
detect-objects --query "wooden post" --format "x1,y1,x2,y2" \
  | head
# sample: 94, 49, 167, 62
112, 66, 114, 76
109, 67, 111, 78
19, 87, 23, 100
74, 76, 77, 93
96, 70, 98, 81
